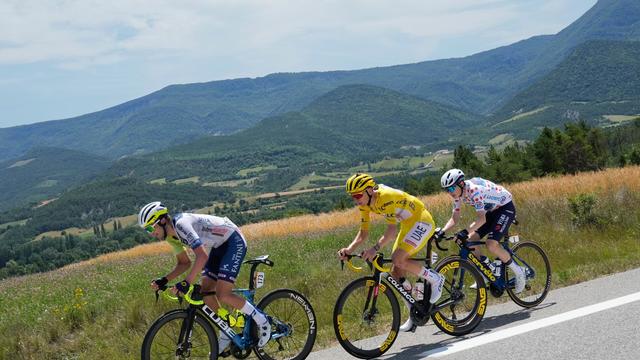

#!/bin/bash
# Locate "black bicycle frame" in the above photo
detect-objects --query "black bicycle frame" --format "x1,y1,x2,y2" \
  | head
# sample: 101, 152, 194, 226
362, 235, 456, 316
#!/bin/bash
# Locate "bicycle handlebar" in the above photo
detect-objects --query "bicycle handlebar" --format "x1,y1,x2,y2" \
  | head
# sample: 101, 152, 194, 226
341, 253, 392, 273
155, 284, 204, 306
339, 233, 455, 273
434, 235, 455, 252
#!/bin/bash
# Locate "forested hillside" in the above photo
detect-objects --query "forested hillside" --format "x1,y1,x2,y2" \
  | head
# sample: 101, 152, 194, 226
106, 84, 482, 184
491, 40, 640, 138
0, 147, 112, 211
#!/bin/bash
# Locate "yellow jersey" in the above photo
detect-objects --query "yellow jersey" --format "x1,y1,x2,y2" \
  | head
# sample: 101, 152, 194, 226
359, 184, 426, 231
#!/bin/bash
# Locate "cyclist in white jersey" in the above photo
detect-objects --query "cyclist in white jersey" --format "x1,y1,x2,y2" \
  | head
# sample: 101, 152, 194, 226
139, 202, 271, 353
436, 169, 525, 293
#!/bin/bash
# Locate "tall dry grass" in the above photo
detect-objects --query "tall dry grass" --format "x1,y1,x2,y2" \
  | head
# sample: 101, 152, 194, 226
60, 166, 640, 269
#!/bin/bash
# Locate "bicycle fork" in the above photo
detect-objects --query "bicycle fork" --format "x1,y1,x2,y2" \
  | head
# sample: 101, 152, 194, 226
176, 307, 198, 357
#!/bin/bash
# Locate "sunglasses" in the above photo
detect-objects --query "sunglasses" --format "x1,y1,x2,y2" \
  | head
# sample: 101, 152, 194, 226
444, 185, 457, 193
144, 218, 163, 233
351, 192, 366, 200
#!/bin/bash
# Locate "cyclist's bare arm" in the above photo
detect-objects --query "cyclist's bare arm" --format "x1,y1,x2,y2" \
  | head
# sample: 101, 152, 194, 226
467, 211, 487, 235
184, 245, 208, 284
442, 210, 461, 232
362, 224, 398, 261
339, 229, 369, 259
167, 251, 191, 281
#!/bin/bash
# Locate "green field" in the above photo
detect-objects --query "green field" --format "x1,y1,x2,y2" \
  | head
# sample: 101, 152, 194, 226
237, 165, 277, 177
0, 219, 28, 230
350, 155, 436, 172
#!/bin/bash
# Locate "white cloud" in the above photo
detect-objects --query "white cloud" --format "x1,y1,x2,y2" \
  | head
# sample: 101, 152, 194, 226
0, 0, 595, 69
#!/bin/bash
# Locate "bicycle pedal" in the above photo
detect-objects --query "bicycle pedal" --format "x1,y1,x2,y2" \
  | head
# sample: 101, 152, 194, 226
219, 349, 231, 358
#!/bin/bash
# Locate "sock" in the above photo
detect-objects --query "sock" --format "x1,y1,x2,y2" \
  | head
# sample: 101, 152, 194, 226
419, 267, 442, 286
509, 261, 522, 271
241, 301, 267, 325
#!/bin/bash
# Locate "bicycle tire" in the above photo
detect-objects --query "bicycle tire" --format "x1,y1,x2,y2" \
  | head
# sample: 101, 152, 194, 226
432, 256, 487, 336
141, 309, 218, 360
333, 276, 401, 359
506, 241, 552, 308
254, 289, 317, 360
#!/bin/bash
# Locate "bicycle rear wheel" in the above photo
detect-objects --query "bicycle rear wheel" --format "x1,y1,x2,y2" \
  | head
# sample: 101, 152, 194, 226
255, 289, 317, 360
141, 310, 217, 360
506, 241, 552, 308
333, 276, 400, 359
432, 256, 487, 336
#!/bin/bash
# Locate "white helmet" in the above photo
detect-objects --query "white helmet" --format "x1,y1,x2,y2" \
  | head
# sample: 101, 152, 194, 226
441, 169, 465, 188
138, 201, 168, 228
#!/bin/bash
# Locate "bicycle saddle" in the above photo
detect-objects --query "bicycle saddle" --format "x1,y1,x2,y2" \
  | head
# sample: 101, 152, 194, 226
244, 255, 274, 267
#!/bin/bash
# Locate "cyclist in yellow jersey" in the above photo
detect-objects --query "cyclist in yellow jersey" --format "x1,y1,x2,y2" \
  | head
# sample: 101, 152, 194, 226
337, 173, 445, 332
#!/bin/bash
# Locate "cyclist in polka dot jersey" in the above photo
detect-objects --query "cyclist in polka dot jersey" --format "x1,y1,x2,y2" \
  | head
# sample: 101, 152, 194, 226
436, 169, 525, 293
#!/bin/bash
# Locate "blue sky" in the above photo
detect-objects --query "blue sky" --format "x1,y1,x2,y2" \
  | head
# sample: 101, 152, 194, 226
0, 0, 597, 128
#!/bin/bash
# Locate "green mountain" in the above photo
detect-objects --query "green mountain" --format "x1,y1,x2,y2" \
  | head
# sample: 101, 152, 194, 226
1, 0, 639, 162
490, 40, 640, 138
0, 147, 112, 212
106, 84, 482, 184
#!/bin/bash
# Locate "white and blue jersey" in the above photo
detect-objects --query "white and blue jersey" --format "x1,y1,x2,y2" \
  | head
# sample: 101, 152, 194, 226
453, 177, 513, 213
172, 213, 247, 283
172, 213, 240, 249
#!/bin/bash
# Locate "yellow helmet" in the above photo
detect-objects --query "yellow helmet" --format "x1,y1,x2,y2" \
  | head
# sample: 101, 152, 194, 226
345, 173, 376, 194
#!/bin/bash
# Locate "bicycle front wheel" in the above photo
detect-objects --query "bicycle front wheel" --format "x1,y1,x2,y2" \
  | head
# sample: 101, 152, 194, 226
506, 241, 552, 308
432, 256, 487, 336
255, 289, 317, 360
333, 276, 401, 359
141, 310, 218, 360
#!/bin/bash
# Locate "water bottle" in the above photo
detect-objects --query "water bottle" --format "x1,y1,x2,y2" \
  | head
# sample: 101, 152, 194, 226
413, 279, 424, 301
480, 256, 495, 272
492, 259, 502, 277
233, 310, 245, 328
431, 251, 439, 265
400, 277, 412, 292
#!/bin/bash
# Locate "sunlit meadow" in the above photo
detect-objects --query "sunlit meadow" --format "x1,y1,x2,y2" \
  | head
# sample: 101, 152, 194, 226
1, 167, 639, 359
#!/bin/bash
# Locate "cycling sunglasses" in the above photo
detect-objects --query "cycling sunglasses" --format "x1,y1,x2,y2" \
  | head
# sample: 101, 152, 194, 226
444, 185, 457, 193
144, 218, 163, 233
351, 192, 366, 200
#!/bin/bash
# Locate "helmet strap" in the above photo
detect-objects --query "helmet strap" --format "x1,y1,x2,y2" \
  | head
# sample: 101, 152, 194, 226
366, 188, 373, 206
159, 216, 170, 239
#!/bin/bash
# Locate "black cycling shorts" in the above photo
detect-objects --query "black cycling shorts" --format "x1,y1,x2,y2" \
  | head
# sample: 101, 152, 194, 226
476, 201, 516, 241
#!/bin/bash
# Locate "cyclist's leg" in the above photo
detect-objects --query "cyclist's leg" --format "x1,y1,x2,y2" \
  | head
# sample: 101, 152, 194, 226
201, 244, 225, 311
470, 223, 489, 259
201, 246, 230, 355
215, 231, 271, 347
484, 203, 525, 292
483, 202, 516, 263
391, 212, 443, 304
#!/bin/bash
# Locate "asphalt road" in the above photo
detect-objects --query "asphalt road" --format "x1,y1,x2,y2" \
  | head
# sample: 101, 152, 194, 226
308, 267, 640, 360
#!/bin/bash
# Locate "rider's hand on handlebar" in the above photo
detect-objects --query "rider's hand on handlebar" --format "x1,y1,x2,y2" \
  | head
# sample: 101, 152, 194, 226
455, 229, 469, 241
338, 248, 351, 260
434, 228, 445, 240
172, 280, 190, 295
361, 247, 377, 262
151, 276, 168, 291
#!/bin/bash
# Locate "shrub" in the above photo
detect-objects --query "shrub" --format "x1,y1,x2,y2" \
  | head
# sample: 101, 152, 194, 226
568, 193, 601, 227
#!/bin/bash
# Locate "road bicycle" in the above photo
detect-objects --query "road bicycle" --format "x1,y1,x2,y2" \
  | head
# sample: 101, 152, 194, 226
141, 255, 317, 360
437, 219, 551, 309
332, 235, 487, 359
